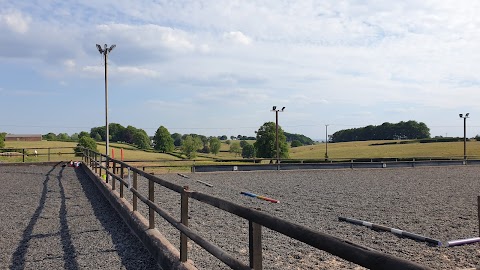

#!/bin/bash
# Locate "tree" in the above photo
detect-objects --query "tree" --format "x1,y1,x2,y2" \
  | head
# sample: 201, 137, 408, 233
182, 135, 202, 159
242, 144, 255, 158
90, 127, 105, 141
291, 140, 303, 147
133, 129, 151, 150
229, 141, 241, 157
209, 137, 221, 155
75, 136, 97, 156
124, 126, 137, 144
93, 132, 102, 142
57, 133, 69, 141
43, 133, 57, 141
171, 133, 183, 147
154, 126, 174, 152
240, 140, 249, 148
0, 132, 5, 148
219, 135, 227, 140
78, 131, 90, 140
254, 122, 289, 158
109, 123, 126, 142
70, 133, 79, 141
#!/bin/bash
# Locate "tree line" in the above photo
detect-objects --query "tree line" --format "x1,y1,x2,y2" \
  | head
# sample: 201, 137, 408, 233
330, 121, 431, 143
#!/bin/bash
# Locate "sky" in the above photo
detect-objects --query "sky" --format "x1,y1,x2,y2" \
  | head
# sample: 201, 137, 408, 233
1, 0, 480, 140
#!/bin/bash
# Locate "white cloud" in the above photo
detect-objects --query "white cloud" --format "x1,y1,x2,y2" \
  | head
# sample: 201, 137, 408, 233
64, 59, 76, 69
0, 10, 30, 34
117, 66, 159, 77
223, 31, 252, 45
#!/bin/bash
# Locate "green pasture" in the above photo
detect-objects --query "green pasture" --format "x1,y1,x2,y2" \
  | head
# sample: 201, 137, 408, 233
2, 139, 479, 170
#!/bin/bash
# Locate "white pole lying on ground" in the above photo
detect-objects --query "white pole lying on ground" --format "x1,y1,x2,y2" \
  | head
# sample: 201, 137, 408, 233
338, 217, 442, 246
446, 237, 480, 247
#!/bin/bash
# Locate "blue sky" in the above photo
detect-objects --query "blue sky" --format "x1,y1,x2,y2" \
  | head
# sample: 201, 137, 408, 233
2, 0, 480, 140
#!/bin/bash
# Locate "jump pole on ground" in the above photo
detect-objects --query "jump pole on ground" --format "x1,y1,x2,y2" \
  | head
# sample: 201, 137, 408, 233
338, 217, 442, 246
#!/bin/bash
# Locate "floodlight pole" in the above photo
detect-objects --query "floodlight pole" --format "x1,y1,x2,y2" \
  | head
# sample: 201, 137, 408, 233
459, 113, 469, 160
96, 44, 116, 158
271, 106, 285, 164
325, 124, 329, 159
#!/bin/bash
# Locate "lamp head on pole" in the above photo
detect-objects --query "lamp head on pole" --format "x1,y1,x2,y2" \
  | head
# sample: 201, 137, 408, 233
466, 113, 469, 117
459, 114, 463, 118
108, 44, 116, 52
272, 106, 276, 111
281, 107, 285, 111
96, 44, 102, 53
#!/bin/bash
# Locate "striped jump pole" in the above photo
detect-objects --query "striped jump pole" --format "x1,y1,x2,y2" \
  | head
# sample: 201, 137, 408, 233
338, 217, 442, 246
446, 237, 480, 247
241, 191, 279, 203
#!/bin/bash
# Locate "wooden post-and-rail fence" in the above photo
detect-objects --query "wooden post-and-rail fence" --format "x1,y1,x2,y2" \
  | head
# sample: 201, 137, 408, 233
82, 148, 431, 270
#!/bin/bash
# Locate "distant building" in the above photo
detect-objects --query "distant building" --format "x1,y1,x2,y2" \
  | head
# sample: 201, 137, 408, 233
5, 134, 42, 141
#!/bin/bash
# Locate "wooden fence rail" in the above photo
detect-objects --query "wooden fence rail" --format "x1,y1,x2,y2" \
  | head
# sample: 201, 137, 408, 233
82, 148, 431, 270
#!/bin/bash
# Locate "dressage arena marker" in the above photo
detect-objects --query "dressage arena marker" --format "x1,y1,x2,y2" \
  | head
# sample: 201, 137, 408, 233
241, 191, 280, 203
338, 217, 442, 246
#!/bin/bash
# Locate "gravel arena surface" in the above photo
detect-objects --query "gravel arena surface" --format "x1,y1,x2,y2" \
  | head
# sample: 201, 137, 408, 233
127, 165, 480, 270
0, 163, 159, 270
2, 163, 480, 270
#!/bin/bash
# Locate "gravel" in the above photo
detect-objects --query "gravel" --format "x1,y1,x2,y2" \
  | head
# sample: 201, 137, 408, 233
3, 163, 480, 269
128, 165, 480, 270
0, 164, 160, 270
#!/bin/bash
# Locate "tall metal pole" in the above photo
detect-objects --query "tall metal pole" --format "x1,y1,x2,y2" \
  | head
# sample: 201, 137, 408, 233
96, 44, 116, 157
459, 113, 469, 160
464, 116, 467, 160
325, 124, 329, 159
276, 110, 279, 163
271, 106, 285, 164
104, 51, 109, 158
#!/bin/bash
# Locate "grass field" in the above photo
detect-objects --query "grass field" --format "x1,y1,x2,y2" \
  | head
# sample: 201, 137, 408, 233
289, 140, 480, 160
2, 139, 478, 167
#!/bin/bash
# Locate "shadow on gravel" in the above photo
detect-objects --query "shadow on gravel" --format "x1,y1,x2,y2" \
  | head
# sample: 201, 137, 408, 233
57, 166, 80, 270
74, 167, 159, 270
10, 162, 62, 270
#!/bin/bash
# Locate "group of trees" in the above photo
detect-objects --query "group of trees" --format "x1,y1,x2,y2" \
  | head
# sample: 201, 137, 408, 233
330, 121, 431, 143
284, 132, 314, 147
149, 122, 289, 159
90, 123, 151, 149
28, 119, 302, 161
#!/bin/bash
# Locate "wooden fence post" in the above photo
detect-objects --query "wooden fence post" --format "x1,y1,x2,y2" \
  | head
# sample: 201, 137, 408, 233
48, 148, 51, 161
249, 221, 263, 270
120, 165, 124, 198
111, 159, 116, 190
180, 186, 190, 262
22, 149, 25, 163
133, 171, 138, 211
149, 178, 155, 229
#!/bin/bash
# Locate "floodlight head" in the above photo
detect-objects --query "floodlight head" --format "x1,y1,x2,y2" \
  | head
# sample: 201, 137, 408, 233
281, 107, 285, 111
109, 44, 116, 52
272, 106, 276, 110
466, 113, 470, 117
459, 114, 463, 118
96, 44, 102, 53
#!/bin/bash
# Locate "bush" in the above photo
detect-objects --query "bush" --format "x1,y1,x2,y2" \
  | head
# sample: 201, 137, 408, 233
291, 140, 303, 147
75, 136, 97, 156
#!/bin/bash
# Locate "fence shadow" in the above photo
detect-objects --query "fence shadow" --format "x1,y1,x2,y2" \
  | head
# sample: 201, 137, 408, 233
9, 163, 63, 270
74, 167, 159, 269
